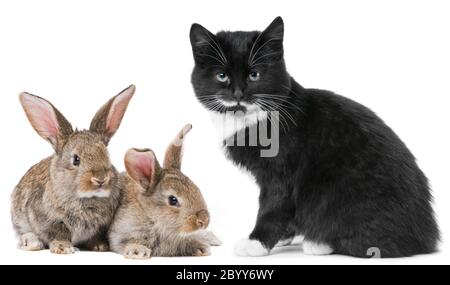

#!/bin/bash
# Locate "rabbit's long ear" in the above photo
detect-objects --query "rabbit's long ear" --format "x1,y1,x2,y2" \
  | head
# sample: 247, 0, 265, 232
19, 92, 73, 153
90, 84, 135, 145
125, 148, 161, 191
163, 124, 192, 170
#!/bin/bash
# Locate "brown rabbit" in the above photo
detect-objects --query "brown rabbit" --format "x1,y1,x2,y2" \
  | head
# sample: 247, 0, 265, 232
11, 85, 135, 254
108, 124, 220, 259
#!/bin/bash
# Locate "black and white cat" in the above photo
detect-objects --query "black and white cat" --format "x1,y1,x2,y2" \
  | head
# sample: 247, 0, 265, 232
189, 17, 439, 257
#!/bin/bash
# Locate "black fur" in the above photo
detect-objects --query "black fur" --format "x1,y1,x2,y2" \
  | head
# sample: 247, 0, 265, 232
189, 17, 439, 257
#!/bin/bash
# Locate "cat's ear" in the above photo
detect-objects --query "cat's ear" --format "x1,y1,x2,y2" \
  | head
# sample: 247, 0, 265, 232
190, 23, 215, 47
190, 23, 226, 66
249, 17, 284, 65
262, 16, 284, 41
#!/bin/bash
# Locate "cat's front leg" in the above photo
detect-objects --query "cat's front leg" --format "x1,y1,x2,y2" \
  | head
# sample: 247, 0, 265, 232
275, 224, 299, 247
235, 187, 294, 257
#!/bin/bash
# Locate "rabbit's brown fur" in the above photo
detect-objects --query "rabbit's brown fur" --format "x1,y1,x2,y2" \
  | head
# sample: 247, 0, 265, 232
11, 85, 135, 254
109, 124, 220, 259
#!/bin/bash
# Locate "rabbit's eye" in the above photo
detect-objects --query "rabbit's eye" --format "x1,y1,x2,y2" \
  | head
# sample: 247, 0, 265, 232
73, 154, 81, 166
168, 195, 179, 206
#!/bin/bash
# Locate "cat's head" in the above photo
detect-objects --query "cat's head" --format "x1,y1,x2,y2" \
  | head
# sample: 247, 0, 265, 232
190, 17, 290, 114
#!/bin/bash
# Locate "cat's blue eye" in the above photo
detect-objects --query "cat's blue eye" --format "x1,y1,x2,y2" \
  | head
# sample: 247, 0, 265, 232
249, 71, 261, 81
216, 72, 229, 83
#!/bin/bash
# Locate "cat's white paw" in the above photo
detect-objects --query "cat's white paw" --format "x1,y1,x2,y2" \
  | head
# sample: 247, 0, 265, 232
275, 235, 305, 247
302, 240, 333, 255
234, 238, 269, 257
275, 238, 293, 247
20, 232, 44, 251
292, 235, 305, 244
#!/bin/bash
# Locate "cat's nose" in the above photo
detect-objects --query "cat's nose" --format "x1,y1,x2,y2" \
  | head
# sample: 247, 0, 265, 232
232, 90, 244, 101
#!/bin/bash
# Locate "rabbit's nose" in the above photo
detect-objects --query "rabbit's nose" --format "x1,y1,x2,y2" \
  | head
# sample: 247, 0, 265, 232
196, 210, 210, 229
91, 177, 106, 186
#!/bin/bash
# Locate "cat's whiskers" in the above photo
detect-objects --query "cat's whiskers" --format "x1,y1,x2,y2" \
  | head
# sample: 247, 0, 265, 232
256, 95, 301, 112
200, 94, 232, 113
200, 94, 221, 99
248, 32, 264, 66
252, 101, 280, 133
203, 99, 220, 107
279, 86, 307, 115
201, 30, 228, 64
254, 99, 289, 133
255, 97, 296, 130
253, 93, 305, 115
274, 103, 297, 127
248, 37, 282, 66
201, 95, 222, 111
202, 98, 218, 104
196, 42, 227, 66
196, 53, 225, 66
260, 99, 296, 129
206, 102, 223, 112
251, 51, 283, 66
281, 84, 303, 101
201, 93, 298, 131
252, 101, 273, 127
248, 62, 269, 68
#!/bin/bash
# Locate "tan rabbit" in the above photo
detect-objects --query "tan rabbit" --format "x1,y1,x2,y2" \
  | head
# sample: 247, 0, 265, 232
108, 124, 221, 259
11, 85, 135, 254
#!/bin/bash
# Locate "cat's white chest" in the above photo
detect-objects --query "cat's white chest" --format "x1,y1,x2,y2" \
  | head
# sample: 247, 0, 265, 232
208, 110, 267, 143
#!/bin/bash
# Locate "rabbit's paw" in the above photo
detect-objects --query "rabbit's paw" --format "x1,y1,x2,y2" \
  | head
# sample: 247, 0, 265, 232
89, 242, 109, 252
192, 245, 211, 256
20, 232, 44, 251
124, 244, 151, 259
49, 240, 76, 254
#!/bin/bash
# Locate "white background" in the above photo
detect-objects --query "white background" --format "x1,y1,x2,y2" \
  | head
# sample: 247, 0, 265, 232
0, 0, 449, 265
